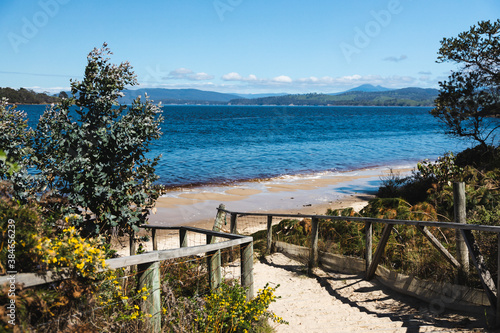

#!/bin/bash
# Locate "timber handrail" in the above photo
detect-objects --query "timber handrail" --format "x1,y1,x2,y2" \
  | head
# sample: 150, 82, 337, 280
218, 208, 500, 233
0, 226, 254, 332
216, 184, 500, 327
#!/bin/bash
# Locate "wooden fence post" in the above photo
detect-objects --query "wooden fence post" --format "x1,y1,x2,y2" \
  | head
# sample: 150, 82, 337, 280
266, 215, 273, 255
454, 182, 469, 279
179, 228, 188, 248
241, 241, 254, 300
138, 261, 161, 332
129, 231, 136, 256
207, 234, 221, 290
365, 221, 373, 273
214, 204, 226, 232
366, 223, 393, 280
308, 217, 319, 276
230, 213, 238, 234
151, 228, 158, 251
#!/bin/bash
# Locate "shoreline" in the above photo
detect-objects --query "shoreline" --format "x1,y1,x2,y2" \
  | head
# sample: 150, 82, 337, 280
115, 164, 412, 255
148, 165, 413, 228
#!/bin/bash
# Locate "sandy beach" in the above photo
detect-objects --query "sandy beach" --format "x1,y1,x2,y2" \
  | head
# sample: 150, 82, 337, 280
111, 164, 487, 331
147, 165, 412, 229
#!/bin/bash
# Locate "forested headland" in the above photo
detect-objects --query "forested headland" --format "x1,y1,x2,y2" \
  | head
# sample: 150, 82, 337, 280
0, 87, 60, 104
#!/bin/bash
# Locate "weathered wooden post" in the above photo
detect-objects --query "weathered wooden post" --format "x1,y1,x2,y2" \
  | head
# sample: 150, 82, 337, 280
230, 213, 238, 234
151, 228, 158, 251
138, 261, 161, 332
308, 217, 319, 276
129, 231, 136, 256
365, 221, 373, 273
241, 241, 254, 300
266, 215, 273, 255
179, 227, 188, 248
454, 182, 469, 279
366, 223, 393, 280
214, 204, 226, 232
207, 234, 221, 290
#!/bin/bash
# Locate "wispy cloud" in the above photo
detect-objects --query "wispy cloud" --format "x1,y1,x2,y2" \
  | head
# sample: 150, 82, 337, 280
222, 72, 258, 82
418, 71, 432, 75
164, 68, 214, 81
219, 72, 417, 92
272, 75, 293, 83
383, 55, 408, 62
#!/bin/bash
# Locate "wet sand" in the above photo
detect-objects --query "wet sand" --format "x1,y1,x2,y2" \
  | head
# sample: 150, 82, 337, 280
148, 165, 412, 228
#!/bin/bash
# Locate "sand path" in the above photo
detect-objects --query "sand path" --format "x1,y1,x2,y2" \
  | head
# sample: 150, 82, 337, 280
253, 253, 486, 332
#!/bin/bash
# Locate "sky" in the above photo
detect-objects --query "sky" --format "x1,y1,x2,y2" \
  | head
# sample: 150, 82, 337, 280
0, 0, 499, 95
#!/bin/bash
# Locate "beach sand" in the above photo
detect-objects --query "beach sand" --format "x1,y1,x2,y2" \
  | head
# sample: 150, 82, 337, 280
112, 165, 485, 330
148, 166, 412, 229
114, 165, 411, 254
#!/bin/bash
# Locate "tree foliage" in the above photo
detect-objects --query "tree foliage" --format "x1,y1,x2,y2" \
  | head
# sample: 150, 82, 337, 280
432, 19, 500, 146
229, 88, 438, 106
33, 43, 164, 237
0, 98, 38, 201
0, 87, 60, 104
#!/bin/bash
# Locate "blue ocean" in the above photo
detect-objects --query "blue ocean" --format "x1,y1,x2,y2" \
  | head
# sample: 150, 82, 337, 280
23, 104, 471, 188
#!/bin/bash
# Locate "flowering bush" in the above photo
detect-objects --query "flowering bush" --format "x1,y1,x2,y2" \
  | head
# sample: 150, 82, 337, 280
198, 282, 287, 332
34, 224, 108, 278
96, 276, 154, 325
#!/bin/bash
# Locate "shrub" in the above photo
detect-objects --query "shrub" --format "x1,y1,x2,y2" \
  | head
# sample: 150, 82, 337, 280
33, 43, 163, 239
0, 182, 49, 274
197, 282, 287, 332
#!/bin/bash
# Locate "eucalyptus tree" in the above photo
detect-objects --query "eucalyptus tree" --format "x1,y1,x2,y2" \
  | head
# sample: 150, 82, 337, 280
34, 44, 164, 238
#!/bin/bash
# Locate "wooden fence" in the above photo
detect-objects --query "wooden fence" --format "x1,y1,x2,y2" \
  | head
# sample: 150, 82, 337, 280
218, 183, 500, 327
0, 226, 254, 332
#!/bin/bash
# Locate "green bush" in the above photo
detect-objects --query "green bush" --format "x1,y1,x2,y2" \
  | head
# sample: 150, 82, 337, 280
0, 182, 48, 274
197, 282, 286, 333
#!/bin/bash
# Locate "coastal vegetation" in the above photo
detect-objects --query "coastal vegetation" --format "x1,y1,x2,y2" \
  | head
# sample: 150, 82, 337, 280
431, 19, 500, 147
228, 87, 439, 106
1, 18, 499, 332
0, 87, 60, 105
261, 19, 500, 288
0, 85, 439, 107
0, 44, 282, 332
32, 44, 164, 240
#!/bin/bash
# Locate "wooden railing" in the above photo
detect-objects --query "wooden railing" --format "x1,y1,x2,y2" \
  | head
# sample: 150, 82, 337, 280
0, 226, 254, 332
218, 184, 500, 326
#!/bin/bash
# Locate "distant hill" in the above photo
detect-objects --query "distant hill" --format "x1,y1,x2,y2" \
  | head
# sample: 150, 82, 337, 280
120, 88, 240, 104
229, 87, 439, 106
235, 93, 289, 99
0, 87, 60, 104
343, 84, 392, 93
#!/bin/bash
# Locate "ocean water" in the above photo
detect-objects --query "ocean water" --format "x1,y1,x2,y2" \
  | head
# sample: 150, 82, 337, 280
22, 104, 471, 188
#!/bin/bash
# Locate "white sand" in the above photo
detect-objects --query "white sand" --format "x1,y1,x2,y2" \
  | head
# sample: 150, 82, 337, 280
254, 253, 486, 332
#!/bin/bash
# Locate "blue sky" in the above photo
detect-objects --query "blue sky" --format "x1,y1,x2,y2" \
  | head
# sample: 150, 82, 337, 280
0, 0, 499, 94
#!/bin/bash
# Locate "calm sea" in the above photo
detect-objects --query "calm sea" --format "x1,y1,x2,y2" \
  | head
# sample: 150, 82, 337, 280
22, 104, 471, 187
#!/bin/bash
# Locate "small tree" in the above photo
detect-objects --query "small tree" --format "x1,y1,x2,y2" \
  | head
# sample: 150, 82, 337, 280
33, 43, 164, 238
431, 19, 500, 147
0, 98, 39, 201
